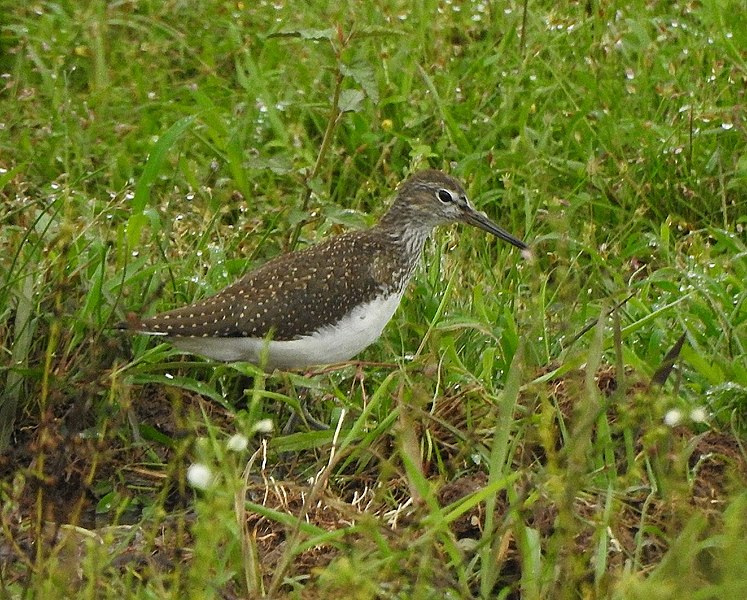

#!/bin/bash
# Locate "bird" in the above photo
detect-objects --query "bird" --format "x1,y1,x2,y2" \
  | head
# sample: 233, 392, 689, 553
118, 169, 528, 370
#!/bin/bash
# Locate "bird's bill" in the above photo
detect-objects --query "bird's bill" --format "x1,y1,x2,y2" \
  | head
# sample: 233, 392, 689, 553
462, 209, 528, 250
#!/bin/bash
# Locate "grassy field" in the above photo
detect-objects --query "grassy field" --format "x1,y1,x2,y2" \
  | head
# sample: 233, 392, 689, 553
1, 0, 746, 597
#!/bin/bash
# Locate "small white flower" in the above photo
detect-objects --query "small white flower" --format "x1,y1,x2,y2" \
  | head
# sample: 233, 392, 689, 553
664, 409, 683, 427
253, 419, 274, 433
226, 433, 249, 452
690, 407, 708, 423
187, 463, 214, 490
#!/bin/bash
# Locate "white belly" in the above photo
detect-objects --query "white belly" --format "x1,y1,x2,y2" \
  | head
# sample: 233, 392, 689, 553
166, 292, 403, 370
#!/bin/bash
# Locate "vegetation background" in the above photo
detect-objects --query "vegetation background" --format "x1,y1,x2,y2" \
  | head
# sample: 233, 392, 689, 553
1, 0, 745, 598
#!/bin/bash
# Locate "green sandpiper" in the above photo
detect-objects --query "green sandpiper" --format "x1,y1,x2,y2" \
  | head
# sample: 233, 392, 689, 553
119, 170, 528, 369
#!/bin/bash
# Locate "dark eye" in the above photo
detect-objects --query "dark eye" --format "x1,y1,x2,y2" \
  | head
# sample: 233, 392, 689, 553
437, 189, 453, 203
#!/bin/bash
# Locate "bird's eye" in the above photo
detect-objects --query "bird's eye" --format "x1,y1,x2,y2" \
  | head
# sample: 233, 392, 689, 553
437, 189, 453, 203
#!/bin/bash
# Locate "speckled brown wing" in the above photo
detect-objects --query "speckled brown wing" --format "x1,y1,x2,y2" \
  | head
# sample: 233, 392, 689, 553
134, 230, 404, 341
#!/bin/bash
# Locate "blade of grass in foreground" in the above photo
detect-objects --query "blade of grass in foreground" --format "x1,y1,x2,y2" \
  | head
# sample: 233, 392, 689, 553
480, 342, 525, 598
0, 261, 36, 450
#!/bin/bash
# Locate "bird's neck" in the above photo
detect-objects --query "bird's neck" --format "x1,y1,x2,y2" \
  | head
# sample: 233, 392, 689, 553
374, 202, 435, 289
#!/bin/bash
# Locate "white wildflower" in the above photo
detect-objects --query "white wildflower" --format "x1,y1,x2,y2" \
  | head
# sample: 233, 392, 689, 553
663, 409, 683, 427
187, 463, 214, 490
226, 433, 249, 452
253, 419, 274, 433
690, 407, 708, 423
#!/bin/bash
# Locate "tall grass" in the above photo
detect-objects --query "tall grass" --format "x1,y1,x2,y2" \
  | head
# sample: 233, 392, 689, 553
1, 0, 745, 597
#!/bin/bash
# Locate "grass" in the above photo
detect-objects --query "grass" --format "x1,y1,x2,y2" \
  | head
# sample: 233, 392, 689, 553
1, 0, 746, 597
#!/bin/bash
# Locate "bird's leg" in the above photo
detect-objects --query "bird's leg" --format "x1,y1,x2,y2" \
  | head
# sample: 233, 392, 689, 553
280, 375, 329, 433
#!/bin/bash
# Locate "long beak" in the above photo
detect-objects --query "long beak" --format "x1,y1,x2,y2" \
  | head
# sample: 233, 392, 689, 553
462, 208, 528, 250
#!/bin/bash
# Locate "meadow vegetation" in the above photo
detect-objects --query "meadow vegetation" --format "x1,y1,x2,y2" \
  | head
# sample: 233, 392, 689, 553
1, 0, 746, 598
